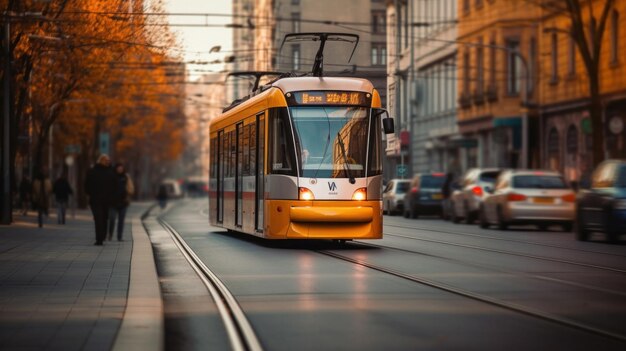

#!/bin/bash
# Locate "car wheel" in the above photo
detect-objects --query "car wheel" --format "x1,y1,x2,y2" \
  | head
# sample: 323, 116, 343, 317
574, 215, 589, 241
561, 222, 573, 232
479, 206, 489, 229
388, 202, 395, 216
464, 202, 474, 224
411, 205, 419, 219
403, 208, 409, 218
497, 206, 508, 230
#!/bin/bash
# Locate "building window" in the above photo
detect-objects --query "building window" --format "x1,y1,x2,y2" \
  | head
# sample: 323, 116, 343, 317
291, 0, 299, 5
550, 32, 559, 83
371, 11, 386, 34
610, 10, 619, 64
528, 37, 536, 97
547, 127, 560, 170
476, 41, 484, 94
463, 0, 470, 14
463, 51, 470, 93
566, 125, 578, 155
381, 47, 387, 65
505, 39, 521, 95
371, 43, 386, 66
292, 44, 300, 71
490, 38, 496, 87
476, 0, 483, 8
292, 13, 300, 33
568, 27, 576, 76
371, 47, 378, 66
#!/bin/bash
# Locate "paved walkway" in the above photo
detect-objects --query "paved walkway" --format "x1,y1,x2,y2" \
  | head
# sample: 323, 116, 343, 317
0, 203, 159, 351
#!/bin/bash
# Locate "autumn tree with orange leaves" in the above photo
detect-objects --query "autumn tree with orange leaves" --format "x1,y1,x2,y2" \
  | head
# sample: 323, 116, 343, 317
1, 0, 185, 216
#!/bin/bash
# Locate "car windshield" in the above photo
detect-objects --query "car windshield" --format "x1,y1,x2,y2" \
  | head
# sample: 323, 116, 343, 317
291, 106, 370, 178
421, 175, 446, 189
512, 175, 568, 189
396, 182, 410, 193
479, 171, 500, 183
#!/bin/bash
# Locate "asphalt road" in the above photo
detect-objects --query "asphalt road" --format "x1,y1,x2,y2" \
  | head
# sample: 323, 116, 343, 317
147, 199, 626, 351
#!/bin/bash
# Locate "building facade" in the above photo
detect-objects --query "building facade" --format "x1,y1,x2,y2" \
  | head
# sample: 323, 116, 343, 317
386, 0, 460, 179
538, 0, 626, 183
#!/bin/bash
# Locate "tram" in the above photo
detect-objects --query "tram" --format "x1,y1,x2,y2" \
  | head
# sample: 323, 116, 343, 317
208, 33, 394, 239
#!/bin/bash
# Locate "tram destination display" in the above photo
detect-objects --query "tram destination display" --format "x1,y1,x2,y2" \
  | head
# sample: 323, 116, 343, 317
289, 91, 370, 106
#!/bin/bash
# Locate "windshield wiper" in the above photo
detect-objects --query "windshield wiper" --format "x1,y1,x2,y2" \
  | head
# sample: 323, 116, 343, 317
336, 132, 356, 184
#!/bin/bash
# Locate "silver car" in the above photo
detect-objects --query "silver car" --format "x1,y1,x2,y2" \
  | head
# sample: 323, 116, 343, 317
479, 170, 575, 231
383, 179, 411, 216
450, 168, 501, 224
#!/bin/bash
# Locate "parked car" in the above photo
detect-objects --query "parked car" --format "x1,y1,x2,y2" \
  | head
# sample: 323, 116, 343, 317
383, 179, 411, 215
184, 176, 209, 198
575, 160, 626, 243
160, 179, 183, 199
403, 173, 446, 218
450, 168, 501, 224
479, 170, 575, 231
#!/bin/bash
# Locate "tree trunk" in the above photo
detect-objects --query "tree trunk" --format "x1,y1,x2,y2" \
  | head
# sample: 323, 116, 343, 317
589, 73, 604, 168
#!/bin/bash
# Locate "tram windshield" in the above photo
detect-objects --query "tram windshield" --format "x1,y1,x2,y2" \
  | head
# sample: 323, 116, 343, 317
290, 106, 372, 179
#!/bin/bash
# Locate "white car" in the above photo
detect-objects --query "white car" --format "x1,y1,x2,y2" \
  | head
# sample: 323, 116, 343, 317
450, 168, 501, 224
479, 170, 575, 231
383, 179, 411, 216
160, 179, 183, 199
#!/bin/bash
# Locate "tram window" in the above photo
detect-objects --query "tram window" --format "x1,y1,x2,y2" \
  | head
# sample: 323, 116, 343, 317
224, 131, 230, 177
243, 124, 250, 176
230, 130, 236, 177
269, 108, 297, 176
368, 110, 383, 176
210, 138, 216, 178
249, 122, 257, 175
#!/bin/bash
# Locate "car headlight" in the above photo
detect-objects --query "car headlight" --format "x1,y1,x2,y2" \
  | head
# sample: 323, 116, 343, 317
614, 199, 626, 210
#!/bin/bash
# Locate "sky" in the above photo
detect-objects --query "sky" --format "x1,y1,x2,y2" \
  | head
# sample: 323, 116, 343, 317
163, 0, 233, 79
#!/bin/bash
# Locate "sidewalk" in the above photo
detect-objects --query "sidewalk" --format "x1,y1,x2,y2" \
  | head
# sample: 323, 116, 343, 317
0, 203, 159, 351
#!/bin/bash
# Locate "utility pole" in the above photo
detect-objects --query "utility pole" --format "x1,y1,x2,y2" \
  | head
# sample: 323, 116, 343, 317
2, 19, 11, 224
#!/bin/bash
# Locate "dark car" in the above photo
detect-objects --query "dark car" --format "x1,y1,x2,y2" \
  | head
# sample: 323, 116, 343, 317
403, 173, 446, 219
575, 160, 626, 243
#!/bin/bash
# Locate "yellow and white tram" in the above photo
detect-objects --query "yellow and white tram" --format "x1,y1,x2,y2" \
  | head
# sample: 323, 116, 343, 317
208, 33, 393, 239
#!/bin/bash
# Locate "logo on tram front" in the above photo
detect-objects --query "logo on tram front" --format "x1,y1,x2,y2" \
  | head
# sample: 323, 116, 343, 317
328, 182, 337, 192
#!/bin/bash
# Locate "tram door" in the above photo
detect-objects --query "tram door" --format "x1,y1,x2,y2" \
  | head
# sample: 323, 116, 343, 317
236, 123, 244, 227
255, 113, 265, 232
217, 130, 224, 223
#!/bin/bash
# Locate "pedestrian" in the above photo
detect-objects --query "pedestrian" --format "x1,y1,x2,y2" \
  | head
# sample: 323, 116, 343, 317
19, 175, 31, 216
53, 172, 73, 224
441, 172, 455, 220
156, 184, 168, 210
32, 169, 52, 228
85, 154, 117, 246
108, 163, 134, 241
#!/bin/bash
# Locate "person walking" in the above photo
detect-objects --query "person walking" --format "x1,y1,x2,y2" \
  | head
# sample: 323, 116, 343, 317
441, 172, 455, 220
32, 169, 52, 228
53, 173, 73, 225
107, 163, 134, 241
85, 154, 117, 246
19, 175, 31, 215
156, 185, 168, 210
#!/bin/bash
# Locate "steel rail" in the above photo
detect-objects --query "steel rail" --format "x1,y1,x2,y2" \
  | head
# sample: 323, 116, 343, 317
157, 217, 263, 351
316, 249, 626, 343
382, 230, 626, 274
384, 222, 626, 258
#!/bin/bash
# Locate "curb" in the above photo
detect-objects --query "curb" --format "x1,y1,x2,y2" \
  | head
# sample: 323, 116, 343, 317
112, 205, 163, 351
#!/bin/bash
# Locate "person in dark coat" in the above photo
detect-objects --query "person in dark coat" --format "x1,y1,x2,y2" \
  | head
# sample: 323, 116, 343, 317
53, 173, 73, 225
156, 185, 168, 210
108, 163, 134, 241
85, 154, 117, 245
32, 169, 52, 228
19, 176, 31, 215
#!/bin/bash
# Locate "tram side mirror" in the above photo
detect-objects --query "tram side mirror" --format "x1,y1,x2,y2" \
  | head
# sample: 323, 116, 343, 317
383, 117, 395, 134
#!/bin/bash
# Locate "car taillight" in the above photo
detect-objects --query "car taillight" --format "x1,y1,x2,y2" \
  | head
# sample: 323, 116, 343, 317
507, 193, 527, 202
561, 193, 576, 202
352, 188, 367, 201
299, 187, 315, 200
471, 186, 483, 197
411, 187, 418, 193
202, 185, 209, 192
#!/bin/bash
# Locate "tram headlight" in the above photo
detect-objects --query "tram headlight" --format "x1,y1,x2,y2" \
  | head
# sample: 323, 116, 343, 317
352, 188, 367, 201
299, 187, 315, 200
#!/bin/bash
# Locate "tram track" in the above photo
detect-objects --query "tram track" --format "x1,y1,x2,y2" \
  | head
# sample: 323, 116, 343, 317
384, 222, 626, 258
382, 230, 626, 274
155, 216, 263, 351
315, 248, 626, 343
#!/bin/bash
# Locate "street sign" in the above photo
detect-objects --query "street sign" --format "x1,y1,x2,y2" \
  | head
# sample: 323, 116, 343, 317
99, 132, 110, 156
396, 164, 407, 177
64, 144, 81, 154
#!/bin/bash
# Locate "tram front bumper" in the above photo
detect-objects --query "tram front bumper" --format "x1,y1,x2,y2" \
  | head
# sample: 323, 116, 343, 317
265, 200, 382, 239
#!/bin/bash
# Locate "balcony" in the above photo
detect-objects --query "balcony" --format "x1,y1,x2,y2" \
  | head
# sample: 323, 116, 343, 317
486, 84, 498, 102
473, 89, 485, 105
458, 92, 472, 109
